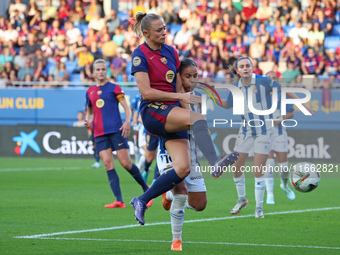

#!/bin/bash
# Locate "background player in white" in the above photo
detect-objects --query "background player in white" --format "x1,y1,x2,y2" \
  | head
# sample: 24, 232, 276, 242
157, 58, 207, 251
265, 71, 295, 204
212, 57, 315, 218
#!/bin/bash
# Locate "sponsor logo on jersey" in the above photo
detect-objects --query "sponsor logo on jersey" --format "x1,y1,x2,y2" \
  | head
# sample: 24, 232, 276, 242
133, 56, 141, 66
96, 99, 105, 108
165, 70, 175, 83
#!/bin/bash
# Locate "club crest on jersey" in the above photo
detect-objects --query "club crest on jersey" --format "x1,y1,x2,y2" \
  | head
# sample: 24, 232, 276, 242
165, 70, 175, 83
253, 87, 258, 94
133, 56, 141, 66
97, 90, 102, 95
160, 57, 167, 64
160, 104, 168, 110
96, 99, 105, 108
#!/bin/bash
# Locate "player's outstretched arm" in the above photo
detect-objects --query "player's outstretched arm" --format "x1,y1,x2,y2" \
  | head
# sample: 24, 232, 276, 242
284, 90, 316, 115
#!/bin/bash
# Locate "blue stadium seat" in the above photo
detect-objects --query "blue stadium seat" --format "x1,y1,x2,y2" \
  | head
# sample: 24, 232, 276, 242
65, 61, 77, 74
76, 24, 88, 36
117, 12, 128, 22
170, 24, 182, 36
69, 74, 81, 82
318, 74, 330, 81
44, 61, 56, 75
126, 61, 132, 75
324, 36, 340, 49
336, 11, 340, 24
265, 25, 276, 36
332, 24, 340, 36
283, 25, 296, 34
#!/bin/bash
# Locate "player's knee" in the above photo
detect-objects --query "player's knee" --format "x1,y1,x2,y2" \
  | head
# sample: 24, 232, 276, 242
189, 198, 207, 211
120, 160, 132, 170
173, 163, 190, 177
103, 160, 113, 170
194, 203, 207, 211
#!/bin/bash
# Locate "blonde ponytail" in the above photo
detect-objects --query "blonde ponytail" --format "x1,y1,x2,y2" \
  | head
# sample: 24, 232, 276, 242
133, 11, 164, 38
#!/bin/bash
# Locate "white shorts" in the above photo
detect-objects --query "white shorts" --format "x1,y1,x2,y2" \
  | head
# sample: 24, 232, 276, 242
157, 152, 206, 193
138, 125, 146, 148
271, 132, 288, 153
234, 133, 273, 155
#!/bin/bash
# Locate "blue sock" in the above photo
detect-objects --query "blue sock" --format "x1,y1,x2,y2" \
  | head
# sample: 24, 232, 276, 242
129, 164, 149, 192
139, 169, 183, 204
94, 149, 100, 162
106, 169, 123, 202
193, 120, 218, 166
144, 159, 152, 173
153, 164, 160, 179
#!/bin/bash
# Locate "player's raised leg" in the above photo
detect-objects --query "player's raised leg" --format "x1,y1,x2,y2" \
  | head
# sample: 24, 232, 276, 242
131, 139, 190, 225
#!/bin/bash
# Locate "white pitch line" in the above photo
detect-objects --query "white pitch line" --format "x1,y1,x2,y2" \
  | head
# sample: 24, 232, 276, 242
0, 166, 83, 172
34, 237, 340, 250
14, 206, 340, 239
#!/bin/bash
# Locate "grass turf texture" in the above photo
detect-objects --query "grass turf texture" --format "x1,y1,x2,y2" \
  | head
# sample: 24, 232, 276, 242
1, 157, 339, 255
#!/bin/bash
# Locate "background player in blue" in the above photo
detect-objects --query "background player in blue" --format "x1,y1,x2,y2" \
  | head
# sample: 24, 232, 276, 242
212, 57, 315, 218
130, 11, 232, 225
130, 93, 142, 164
265, 71, 295, 204
85, 59, 151, 209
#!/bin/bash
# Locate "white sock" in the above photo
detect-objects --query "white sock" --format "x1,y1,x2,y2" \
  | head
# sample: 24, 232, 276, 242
279, 162, 289, 188
166, 190, 173, 201
255, 177, 265, 209
134, 145, 140, 163
136, 155, 145, 172
170, 194, 187, 242
233, 173, 246, 200
265, 158, 275, 197
185, 201, 198, 211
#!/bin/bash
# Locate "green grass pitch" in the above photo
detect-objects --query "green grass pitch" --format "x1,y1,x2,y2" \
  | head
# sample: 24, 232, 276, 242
1, 157, 339, 255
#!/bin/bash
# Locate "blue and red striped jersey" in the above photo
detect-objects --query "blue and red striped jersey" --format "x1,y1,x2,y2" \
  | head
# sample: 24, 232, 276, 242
85, 82, 125, 138
131, 43, 181, 111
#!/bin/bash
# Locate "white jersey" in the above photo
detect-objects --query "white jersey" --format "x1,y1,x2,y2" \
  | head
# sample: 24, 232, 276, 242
156, 92, 206, 192
227, 74, 281, 137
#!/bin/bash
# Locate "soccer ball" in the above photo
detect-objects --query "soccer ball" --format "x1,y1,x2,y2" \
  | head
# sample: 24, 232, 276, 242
290, 162, 320, 192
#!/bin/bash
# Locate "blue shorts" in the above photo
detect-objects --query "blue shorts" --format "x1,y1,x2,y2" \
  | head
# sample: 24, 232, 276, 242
94, 132, 129, 153
141, 102, 188, 145
146, 132, 158, 151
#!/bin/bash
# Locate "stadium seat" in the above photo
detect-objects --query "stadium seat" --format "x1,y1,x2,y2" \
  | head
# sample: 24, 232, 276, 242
283, 25, 296, 34
317, 74, 330, 81
126, 61, 132, 75
336, 11, 340, 24
332, 24, 340, 36
265, 25, 276, 36
324, 36, 340, 50
117, 12, 128, 22
169, 24, 182, 36
76, 24, 88, 36
65, 61, 77, 74
69, 74, 81, 82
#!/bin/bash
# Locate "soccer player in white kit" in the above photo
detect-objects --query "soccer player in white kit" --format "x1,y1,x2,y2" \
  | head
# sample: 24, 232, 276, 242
265, 71, 296, 204
157, 58, 207, 251
212, 57, 315, 218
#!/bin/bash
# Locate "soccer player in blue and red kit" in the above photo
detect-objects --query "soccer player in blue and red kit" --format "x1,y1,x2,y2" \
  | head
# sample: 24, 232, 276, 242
130, 11, 235, 225
85, 59, 151, 209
